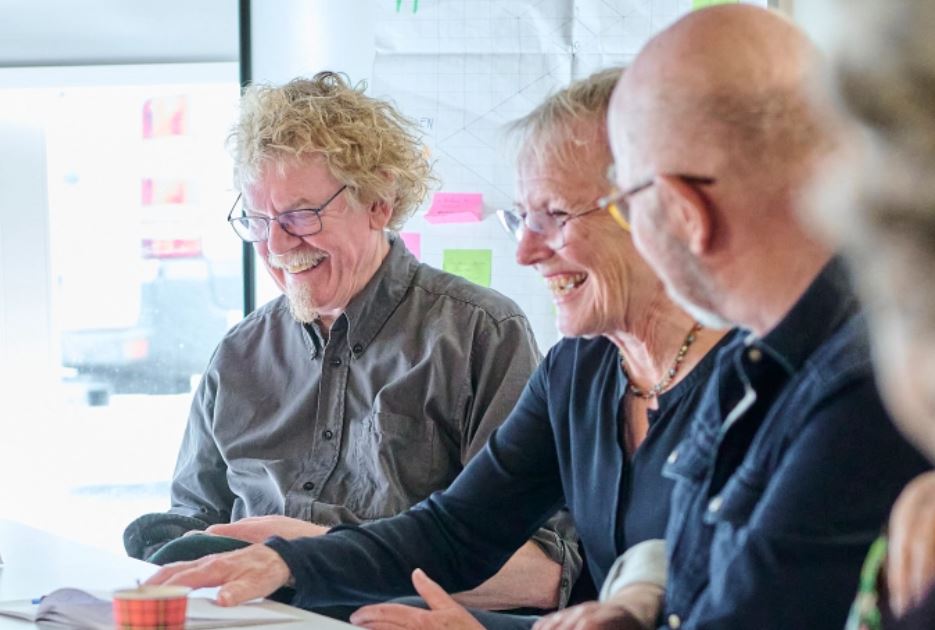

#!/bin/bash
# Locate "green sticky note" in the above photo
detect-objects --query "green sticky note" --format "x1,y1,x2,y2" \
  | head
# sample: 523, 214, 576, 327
692, 0, 739, 8
443, 249, 492, 288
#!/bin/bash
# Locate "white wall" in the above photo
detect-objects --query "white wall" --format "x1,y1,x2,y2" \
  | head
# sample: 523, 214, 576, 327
0, 116, 53, 410
250, 1, 376, 85
0, 0, 238, 67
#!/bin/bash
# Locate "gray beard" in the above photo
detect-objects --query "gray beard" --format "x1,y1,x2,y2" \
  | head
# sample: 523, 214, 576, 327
285, 282, 319, 324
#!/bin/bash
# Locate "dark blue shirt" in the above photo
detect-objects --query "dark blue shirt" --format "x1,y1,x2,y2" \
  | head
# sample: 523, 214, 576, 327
267, 332, 732, 608
661, 259, 930, 630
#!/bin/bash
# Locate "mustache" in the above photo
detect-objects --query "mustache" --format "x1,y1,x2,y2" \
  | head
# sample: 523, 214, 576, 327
268, 247, 327, 270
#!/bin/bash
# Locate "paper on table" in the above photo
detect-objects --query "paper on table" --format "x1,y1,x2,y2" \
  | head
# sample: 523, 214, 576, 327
0, 588, 296, 629
187, 598, 298, 625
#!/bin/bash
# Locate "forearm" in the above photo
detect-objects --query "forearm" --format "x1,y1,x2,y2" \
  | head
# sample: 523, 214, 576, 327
269, 495, 535, 609
453, 541, 561, 610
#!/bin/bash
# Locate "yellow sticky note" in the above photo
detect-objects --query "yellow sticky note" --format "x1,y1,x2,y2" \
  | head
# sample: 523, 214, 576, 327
443, 249, 492, 288
692, 0, 739, 8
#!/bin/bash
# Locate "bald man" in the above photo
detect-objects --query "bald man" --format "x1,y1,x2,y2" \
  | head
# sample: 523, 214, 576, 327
604, 5, 929, 629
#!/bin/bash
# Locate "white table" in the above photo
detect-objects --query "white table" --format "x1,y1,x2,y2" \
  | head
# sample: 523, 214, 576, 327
0, 520, 354, 628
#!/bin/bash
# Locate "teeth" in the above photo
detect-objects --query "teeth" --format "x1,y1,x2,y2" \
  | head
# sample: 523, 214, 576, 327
546, 273, 586, 296
273, 251, 327, 274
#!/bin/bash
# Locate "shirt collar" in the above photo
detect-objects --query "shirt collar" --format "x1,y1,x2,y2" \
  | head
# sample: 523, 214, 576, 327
339, 234, 419, 357
752, 256, 860, 373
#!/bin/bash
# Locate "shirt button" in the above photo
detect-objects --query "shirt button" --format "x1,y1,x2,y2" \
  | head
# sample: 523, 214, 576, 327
322, 429, 334, 440
747, 347, 763, 362
302, 481, 315, 491
668, 613, 682, 628
667, 449, 679, 464
330, 358, 342, 367
560, 578, 569, 589
352, 343, 363, 355
708, 495, 723, 513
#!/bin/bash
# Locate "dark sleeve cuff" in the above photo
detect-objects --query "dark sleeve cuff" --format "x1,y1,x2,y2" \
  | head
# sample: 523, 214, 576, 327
530, 509, 582, 608
122, 512, 209, 560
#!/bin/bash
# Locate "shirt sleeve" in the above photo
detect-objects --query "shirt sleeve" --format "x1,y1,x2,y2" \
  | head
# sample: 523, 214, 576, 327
458, 313, 541, 461
679, 379, 930, 630
459, 313, 582, 606
168, 367, 237, 525
600, 539, 668, 600
266, 360, 572, 609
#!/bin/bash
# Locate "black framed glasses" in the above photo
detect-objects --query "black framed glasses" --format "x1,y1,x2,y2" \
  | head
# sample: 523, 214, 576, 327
599, 175, 716, 231
495, 204, 604, 249
226, 184, 348, 243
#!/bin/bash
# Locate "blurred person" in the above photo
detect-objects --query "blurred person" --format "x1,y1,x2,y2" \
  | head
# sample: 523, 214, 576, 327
603, 4, 929, 629
124, 71, 579, 616
145, 68, 732, 630
807, 2, 935, 628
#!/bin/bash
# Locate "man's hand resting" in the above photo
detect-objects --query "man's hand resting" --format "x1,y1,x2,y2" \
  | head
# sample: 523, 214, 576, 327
351, 569, 485, 630
533, 601, 645, 630
203, 515, 329, 543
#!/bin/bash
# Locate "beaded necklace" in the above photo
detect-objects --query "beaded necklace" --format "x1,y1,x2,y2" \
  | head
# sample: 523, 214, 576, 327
620, 322, 703, 399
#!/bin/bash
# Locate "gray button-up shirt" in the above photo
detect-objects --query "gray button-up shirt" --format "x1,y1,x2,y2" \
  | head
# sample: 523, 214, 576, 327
170, 236, 579, 598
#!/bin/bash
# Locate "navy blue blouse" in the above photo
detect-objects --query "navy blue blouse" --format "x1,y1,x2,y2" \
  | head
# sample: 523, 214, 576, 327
267, 332, 734, 608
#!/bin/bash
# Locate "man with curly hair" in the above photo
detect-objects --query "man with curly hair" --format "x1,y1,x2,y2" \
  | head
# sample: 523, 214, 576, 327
124, 72, 578, 616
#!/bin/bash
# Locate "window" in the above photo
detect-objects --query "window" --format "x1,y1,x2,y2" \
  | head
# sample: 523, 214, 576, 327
0, 63, 241, 553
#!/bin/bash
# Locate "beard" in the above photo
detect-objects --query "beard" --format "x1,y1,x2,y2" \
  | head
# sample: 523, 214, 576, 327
285, 281, 319, 324
268, 248, 327, 324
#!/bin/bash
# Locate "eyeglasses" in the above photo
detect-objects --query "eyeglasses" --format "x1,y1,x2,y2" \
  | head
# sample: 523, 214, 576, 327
226, 184, 348, 243
495, 204, 604, 249
599, 175, 716, 231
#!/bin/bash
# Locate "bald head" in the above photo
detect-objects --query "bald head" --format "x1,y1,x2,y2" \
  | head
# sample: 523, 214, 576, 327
611, 5, 827, 203
607, 5, 835, 334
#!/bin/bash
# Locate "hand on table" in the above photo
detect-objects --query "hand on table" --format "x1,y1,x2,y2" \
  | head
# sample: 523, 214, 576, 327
145, 543, 291, 606
888, 471, 935, 617
532, 601, 645, 630
351, 569, 484, 630
202, 515, 330, 543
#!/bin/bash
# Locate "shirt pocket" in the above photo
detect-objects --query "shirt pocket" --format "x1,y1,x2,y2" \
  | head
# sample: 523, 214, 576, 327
349, 411, 439, 519
663, 437, 710, 484
704, 466, 766, 527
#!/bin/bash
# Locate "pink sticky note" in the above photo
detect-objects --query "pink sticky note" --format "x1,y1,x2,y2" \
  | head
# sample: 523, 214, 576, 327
400, 231, 421, 259
425, 192, 483, 224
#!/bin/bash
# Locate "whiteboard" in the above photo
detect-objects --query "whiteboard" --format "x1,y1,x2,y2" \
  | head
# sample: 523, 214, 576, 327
370, 0, 766, 351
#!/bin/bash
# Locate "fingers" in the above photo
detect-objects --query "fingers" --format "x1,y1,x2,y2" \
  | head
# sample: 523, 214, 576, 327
908, 531, 935, 611
162, 558, 240, 591
888, 474, 935, 617
533, 603, 597, 630
145, 559, 206, 586
350, 603, 423, 628
217, 578, 266, 607
412, 569, 457, 610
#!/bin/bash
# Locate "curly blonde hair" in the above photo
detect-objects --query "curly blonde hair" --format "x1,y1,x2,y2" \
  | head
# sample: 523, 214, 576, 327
230, 72, 435, 230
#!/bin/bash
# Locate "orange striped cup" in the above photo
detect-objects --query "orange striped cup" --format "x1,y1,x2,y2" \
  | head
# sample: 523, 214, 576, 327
113, 585, 191, 629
